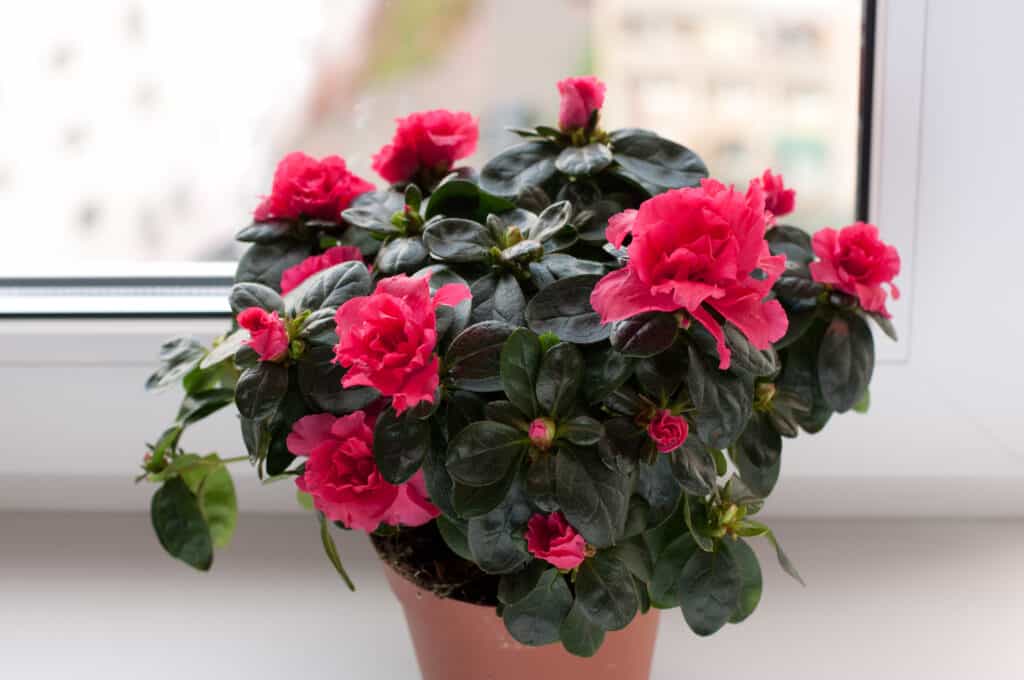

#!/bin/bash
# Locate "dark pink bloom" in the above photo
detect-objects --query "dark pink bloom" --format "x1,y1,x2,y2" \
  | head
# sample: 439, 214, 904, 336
809, 222, 901, 317
751, 169, 795, 219
525, 511, 586, 570
253, 152, 373, 222
528, 418, 555, 450
334, 275, 471, 414
372, 110, 478, 183
647, 409, 689, 453
590, 179, 788, 370
236, 307, 289, 361
557, 76, 607, 131
280, 246, 364, 294
290, 412, 439, 531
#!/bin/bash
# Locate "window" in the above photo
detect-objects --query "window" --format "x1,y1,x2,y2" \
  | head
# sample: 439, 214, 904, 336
0, 0, 868, 315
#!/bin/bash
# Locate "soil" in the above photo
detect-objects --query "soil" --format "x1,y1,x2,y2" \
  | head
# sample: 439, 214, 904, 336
370, 522, 500, 607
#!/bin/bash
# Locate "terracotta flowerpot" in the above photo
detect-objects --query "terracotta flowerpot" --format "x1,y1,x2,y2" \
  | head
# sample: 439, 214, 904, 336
385, 566, 660, 680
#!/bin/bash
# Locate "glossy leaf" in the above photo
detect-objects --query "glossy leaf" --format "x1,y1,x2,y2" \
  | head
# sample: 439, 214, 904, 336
575, 554, 639, 631
609, 128, 708, 192
298, 261, 372, 311
235, 240, 308, 289
556, 446, 630, 548
229, 282, 284, 316
687, 346, 753, 449
581, 345, 634, 403
479, 141, 558, 197
374, 407, 432, 484
235, 220, 298, 243
650, 533, 698, 608
555, 143, 614, 177
500, 328, 542, 418
731, 413, 782, 497
318, 513, 356, 591
234, 363, 289, 421
668, 437, 718, 496
560, 600, 606, 657
817, 313, 875, 412
423, 217, 494, 263
297, 343, 378, 415
446, 321, 516, 392
375, 236, 429, 275
610, 311, 679, 358
447, 421, 528, 487
151, 477, 213, 571
723, 538, 762, 624
425, 177, 515, 222
467, 481, 532, 573
678, 546, 741, 636
436, 515, 474, 562
502, 568, 573, 646
525, 275, 609, 344
535, 342, 584, 420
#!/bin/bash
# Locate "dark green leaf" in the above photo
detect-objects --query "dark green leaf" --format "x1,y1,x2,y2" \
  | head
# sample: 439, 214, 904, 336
235, 240, 308, 288
535, 342, 584, 420
342, 189, 405, 234
446, 321, 516, 392
774, 307, 817, 350
609, 128, 707, 192
453, 464, 518, 518
229, 282, 284, 316
436, 515, 474, 562
687, 346, 753, 449
634, 339, 688, 401
480, 141, 559, 197
867, 311, 898, 341
722, 538, 762, 623
151, 477, 213, 571
374, 407, 431, 484
492, 273, 526, 327
199, 329, 247, 370
575, 554, 639, 631
765, 225, 814, 265
684, 494, 715, 552
559, 415, 603, 446
556, 143, 614, 177
178, 455, 237, 549
817, 313, 875, 412
650, 533, 698, 608
775, 274, 825, 300
524, 452, 557, 511
634, 454, 682, 527
528, 200, 574, 245
235, 220, 297, 243
608, 537, 654, 582
689, 323, 778, 377
497, 560, 548, 606
599, 417, 646, 475
485, 400, 530, 430
542, 253, 605, 279
502, 568, 573, 646
610, 311, 679, 358
375, 236, 428, 275
234, 363, 289, 421
556, 446, 630, 548
467, 480, 532, 573
678, 546, 741, 636
425, 177, 515, 222
423, 217, 494, 262
560, 600, 606, 657
526, 275, 608, 344
668, 437, 718, 496
500, 328, 542, 418
297, 343, 378, 414
298, 260, 372, 311
445, 389, 487, 440
319, 513, 355, 591
581, 345, 634, 403
415, 265, 472, 346
731, 413, 782, 497
146, 336, 204, 391
447, 421, 528, 486
176, 387, 234, 426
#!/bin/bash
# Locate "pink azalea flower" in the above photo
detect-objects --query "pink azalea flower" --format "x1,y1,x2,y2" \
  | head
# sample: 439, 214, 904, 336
236, 307, 289, 362
334, 275, 471, 414
528, 418, 555, 450
372, 110, 478, 183
280, 246, 364, 294
290, 412, 439, 531
556, 76, 607, 131
809, 222, 901, 317
253, 152, 373, 222
525, 511, 586, 570
590, 179, 789, 370
751, 169, 796, 219
647, 409, 689, 453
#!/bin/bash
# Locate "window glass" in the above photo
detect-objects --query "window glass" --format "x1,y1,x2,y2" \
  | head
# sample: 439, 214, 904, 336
0, 0, 863, 273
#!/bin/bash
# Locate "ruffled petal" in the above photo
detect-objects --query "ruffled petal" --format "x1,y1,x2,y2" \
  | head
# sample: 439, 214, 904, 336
432, 283, 472, 309
286, 414, 338, 456
590, 268, 680, 324
709, 292, 789, 350
606, 209, 638, 248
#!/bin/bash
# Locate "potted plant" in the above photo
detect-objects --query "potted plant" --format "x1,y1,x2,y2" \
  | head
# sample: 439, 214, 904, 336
137, 76, 901, 680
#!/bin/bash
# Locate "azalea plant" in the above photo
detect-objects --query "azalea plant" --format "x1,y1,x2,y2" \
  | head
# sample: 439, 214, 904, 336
138, 76, 900, 655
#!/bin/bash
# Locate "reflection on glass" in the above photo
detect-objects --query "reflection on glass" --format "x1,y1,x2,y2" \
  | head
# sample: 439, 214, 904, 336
0, 0, 862, 268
